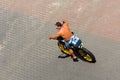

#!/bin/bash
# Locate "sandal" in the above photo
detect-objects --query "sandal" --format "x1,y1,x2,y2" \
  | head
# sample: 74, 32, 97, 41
72, 56, 78, 62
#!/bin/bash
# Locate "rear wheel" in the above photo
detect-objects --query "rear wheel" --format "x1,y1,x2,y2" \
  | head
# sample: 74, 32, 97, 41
78, 47, 96, 63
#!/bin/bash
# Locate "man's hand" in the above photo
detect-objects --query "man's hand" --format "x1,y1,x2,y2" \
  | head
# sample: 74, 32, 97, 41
62, 20, 68, 26
49, 36, 52, 40
62, 20, 66, 24
62, 20, 68, 23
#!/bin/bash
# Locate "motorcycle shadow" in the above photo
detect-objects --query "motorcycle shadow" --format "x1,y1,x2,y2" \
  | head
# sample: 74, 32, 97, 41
58, 51, 82, 60
58, 50, 71, 58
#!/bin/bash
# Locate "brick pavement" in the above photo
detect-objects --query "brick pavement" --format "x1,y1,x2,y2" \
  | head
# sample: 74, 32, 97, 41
0, 0, 120, 41
0, 0, 120, 80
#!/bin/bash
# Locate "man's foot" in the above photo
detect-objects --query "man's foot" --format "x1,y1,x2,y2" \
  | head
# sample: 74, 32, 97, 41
73, 58, 78, 62
71, 56, 78, 62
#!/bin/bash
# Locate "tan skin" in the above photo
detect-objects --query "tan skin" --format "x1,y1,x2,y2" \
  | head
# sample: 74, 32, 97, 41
49, 20, 77, 59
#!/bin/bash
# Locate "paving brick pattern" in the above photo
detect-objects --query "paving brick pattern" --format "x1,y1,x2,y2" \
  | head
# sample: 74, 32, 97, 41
0, 0, 120, 80
0, 0, 120, 41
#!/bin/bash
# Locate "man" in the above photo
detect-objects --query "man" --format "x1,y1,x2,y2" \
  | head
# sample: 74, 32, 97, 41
49, 20, 81, 62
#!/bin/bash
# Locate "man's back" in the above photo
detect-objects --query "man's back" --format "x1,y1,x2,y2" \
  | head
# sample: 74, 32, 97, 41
59, 23, 73, 41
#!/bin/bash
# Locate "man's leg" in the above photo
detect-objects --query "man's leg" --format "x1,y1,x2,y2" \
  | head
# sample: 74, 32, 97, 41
65, 41, 78, 61
69, 49, 78, 61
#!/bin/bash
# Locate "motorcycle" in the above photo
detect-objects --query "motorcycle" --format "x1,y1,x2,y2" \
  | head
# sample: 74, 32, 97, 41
57, 32, 96, 63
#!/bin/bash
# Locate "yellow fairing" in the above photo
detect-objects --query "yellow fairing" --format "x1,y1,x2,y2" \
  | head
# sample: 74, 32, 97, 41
58, 43, 71, 55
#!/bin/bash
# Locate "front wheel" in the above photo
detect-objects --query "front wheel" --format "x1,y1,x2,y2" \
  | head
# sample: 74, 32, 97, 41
58, 42, 71, 55
78, 47, 96, 63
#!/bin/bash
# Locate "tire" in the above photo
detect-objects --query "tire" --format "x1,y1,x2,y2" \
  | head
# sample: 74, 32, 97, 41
79, 47, 96, 63
58, 42, 71, 55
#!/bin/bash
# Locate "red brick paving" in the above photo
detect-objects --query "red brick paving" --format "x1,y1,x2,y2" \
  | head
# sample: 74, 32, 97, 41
0, 0, 120, 41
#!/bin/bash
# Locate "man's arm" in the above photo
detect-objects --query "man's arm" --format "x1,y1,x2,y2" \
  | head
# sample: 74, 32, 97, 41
49, 32, 61, 40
